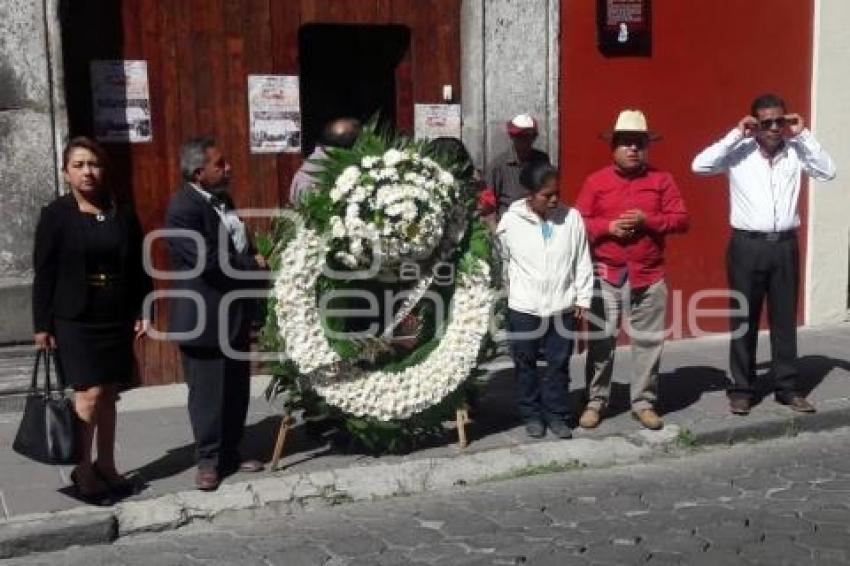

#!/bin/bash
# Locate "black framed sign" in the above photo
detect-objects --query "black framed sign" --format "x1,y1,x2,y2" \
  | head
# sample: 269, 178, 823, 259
596, 0, 652, 57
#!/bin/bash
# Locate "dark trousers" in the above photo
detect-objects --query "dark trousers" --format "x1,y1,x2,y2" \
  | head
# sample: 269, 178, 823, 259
727, 231, 800, 401
508, 309, 576, 423
180, 346, 251, 471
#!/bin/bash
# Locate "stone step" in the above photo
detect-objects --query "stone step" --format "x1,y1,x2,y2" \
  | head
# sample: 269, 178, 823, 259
0, 344, 36, 360
0, 346, 38, 411
0, 392, 29, 413
0, 355, 36, 373
0, 370, 33, 390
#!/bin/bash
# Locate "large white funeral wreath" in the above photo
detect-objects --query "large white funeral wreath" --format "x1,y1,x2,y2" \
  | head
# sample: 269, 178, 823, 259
262, 125, 495, 446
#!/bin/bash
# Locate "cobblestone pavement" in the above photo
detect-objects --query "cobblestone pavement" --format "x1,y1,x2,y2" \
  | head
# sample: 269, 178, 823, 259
7, 428, 850, 565
3, 324, 850, 519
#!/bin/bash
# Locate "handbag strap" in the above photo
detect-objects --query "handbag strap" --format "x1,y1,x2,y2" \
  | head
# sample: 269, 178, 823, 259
31, 349, 60, 395
44, 350, 54, 393
30, 349, 44, 392
49, 350, 68, 393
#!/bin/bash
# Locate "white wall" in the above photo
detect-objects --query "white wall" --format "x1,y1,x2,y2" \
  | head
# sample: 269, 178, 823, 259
461, 0, 560, 170
806, 0, 850, 324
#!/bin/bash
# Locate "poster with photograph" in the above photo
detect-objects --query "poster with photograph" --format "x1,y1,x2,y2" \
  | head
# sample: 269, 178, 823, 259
414, 104, 462, 141
248, 75, 301, 154
90, 60, 153, 143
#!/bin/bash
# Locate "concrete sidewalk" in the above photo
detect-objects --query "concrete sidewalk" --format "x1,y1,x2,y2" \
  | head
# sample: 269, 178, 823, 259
0, 323, 848, 557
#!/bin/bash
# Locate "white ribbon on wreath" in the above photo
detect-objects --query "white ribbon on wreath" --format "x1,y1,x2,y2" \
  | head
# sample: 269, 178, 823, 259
273, 228, 493, 421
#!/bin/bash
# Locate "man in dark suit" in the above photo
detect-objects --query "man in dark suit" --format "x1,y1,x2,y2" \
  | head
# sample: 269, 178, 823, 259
164, 137, 267, 490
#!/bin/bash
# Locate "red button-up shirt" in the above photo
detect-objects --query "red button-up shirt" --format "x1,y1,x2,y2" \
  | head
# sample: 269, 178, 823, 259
575, 165, 689, 289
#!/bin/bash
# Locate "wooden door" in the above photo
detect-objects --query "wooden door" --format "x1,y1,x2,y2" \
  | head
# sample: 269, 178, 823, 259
62, 0, 461, 385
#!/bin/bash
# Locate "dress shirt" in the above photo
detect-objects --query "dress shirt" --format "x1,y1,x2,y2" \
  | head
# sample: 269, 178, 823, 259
575, 165, 689, 289
691, 128, 836, 232
190, 184, 249, 253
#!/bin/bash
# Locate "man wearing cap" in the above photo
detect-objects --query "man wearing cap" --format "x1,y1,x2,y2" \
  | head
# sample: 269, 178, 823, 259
575, 110, 689, 431
488, 114, 551, 216
692, 93, 836, 416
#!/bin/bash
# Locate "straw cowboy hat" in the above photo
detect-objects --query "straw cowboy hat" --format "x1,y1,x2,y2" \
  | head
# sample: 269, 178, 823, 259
601, 109, 661, 141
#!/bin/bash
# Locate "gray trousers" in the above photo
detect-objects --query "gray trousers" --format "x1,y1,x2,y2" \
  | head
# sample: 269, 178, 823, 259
585, 279, 668, 411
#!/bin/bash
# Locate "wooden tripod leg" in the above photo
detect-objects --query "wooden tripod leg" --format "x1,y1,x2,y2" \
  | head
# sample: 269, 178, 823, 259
270, 414, 293, 471
456, 407, 470, 449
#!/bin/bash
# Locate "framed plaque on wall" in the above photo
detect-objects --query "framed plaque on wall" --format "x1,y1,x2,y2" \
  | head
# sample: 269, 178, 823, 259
596, 0, 652, 57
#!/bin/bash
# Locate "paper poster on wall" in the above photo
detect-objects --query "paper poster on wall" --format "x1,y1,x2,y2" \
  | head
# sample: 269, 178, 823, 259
90, 60, 153, 143
414, 104, 462, 141
248, 75, 301, 154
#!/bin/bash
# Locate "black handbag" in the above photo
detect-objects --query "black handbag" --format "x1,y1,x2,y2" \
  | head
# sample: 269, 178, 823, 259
12, 349, 78, 464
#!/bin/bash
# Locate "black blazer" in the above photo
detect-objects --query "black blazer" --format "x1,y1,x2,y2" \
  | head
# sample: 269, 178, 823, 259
164, 184, 264, 348
32, 194, 153, 332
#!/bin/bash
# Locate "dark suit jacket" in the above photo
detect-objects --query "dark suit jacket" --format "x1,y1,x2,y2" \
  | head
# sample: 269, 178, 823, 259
164, 184, 264, 349
32, 194, 152, 332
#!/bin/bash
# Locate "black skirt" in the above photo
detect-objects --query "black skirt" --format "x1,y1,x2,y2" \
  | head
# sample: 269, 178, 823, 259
54, 316, 134, 391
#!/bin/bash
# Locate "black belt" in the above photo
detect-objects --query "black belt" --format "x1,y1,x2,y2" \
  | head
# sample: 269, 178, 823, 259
732, 228, 796, 242
87, 273, 121, 287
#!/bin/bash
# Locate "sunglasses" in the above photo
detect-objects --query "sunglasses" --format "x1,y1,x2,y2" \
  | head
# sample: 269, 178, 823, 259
758, 117, 797, 131
614, 136, 649, 149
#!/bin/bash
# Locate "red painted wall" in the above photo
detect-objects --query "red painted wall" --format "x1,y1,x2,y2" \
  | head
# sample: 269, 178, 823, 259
559, 0, 814, 335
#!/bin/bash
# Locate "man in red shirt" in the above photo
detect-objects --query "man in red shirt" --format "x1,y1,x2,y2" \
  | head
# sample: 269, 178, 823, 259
575, 110, 689, 430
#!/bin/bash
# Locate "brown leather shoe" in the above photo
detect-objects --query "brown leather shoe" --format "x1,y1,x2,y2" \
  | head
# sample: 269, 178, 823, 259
786, 396, 816, 414
632, 408, 664, 430
238, 459, 264, 473
729, 397, 751, 415
579, 408, 602, 429
195, 468, 220, 491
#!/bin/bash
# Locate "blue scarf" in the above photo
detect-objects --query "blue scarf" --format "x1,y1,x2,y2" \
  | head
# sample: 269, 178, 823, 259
541, 221, 553, 242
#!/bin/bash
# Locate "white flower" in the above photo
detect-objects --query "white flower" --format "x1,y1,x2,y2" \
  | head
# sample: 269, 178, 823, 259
335, 165, 361, 195
364, 223, 379, 240
439, 171, 454, 186
330, 216, 346, 239
361, 156, 380, 169
349, 238, 364, 257
350, 185, 368, 203
383, 149, 404, 167
335, 251, 359, 268
344, 215, 365, 234
401, 203, 417, 222
346, 203, 360, 220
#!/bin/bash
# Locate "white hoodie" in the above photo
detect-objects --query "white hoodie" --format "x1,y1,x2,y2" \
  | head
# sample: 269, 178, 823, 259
497, 200, 594, 317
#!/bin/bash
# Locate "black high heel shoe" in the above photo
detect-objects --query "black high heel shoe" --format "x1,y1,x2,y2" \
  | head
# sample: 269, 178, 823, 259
92, 465, 137, 498
69, 468, 113, 506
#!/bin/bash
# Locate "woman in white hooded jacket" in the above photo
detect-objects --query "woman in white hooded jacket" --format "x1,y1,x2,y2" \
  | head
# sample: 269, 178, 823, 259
496, 161, 594, 439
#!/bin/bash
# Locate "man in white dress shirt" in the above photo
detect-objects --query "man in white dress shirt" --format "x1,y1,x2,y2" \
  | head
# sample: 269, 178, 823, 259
692, 93, 836, 416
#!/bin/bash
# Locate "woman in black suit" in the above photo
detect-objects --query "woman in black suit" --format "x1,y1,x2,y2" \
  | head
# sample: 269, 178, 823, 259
32, 137, 152, 503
